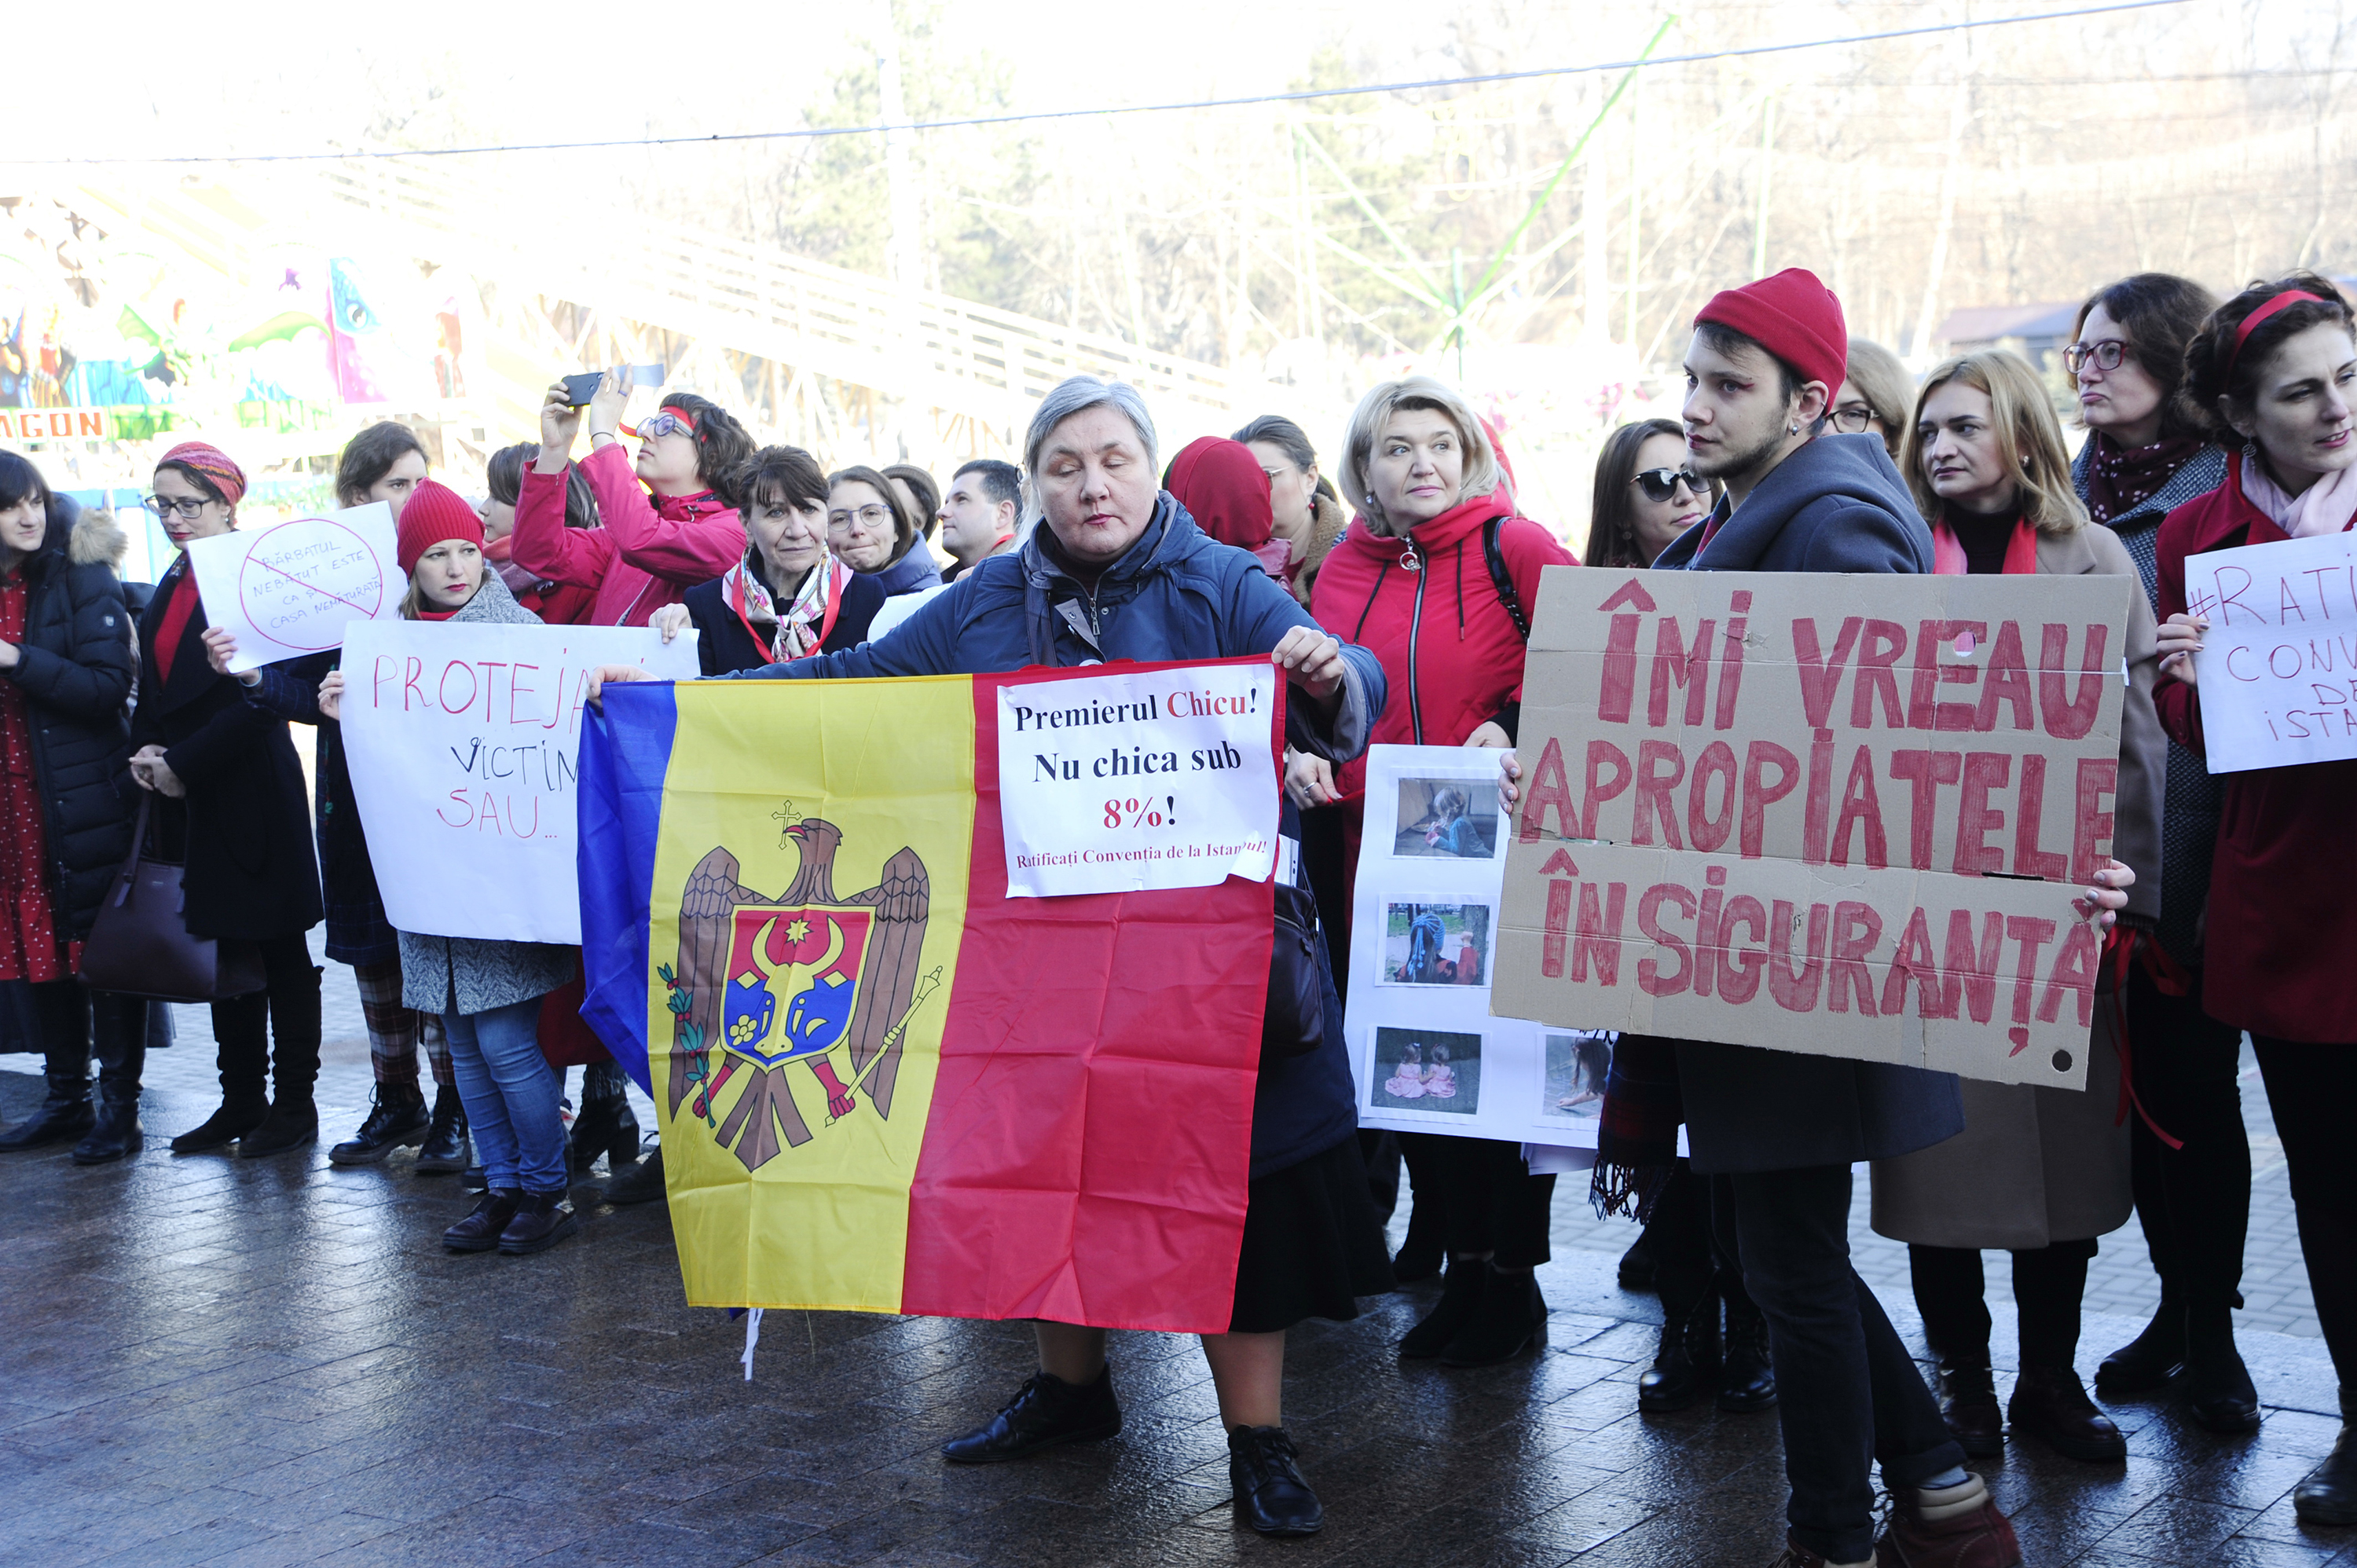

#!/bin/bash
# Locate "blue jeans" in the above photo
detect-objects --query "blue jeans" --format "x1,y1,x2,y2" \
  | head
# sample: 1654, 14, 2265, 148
443, 996, 566, 1195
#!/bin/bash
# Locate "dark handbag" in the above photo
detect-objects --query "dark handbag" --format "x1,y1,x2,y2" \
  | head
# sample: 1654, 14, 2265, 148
1263, 882, 1326, 1061
77, 797, 268, 1003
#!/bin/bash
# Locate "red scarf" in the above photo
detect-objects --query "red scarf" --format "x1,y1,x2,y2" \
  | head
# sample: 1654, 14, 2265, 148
1932, 514, 2039, 576
152, 565, 200, 684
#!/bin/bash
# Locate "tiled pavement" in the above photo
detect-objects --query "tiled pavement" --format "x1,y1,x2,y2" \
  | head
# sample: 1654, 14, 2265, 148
1, 947, 2350, 1568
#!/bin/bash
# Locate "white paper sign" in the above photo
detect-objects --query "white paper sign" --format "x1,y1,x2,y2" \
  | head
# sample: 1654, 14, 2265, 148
997, 661, 1280, 898
1342, 745, 1604, 1148
185, 503, 398, 672
339, 620, 699, 943
2185, 530, 2357, 773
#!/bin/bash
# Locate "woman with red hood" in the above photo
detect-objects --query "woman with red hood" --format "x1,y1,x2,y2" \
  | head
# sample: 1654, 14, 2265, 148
1305, 375, 1576, 1368
1164, 435, 1291, 584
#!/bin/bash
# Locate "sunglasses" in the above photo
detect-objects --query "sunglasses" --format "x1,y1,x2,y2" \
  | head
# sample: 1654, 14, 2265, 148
622, 411, 697, 441
1629, 467, 1705, 504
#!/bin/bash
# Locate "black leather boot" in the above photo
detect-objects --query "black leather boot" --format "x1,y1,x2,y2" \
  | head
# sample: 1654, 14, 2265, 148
1937, 1356, 2005, 1457
0, 1047, 93, 1151
2095, 1296, 2184, 1393
497, 1191, 579, 1255
2182, 1304, 2261, 1434
1440, 1263, 1548, 1367
1716, 1291, 1778, 1413
2007, 1365, 2127, 1462
941, 1365, 1121, 1463
2295, 1388, 2357, 1526
413, 1086, 471, 1174
1400, 1255, 1487, 1358
1618, 1229, 1659, 1291
1228, 1425, 1323, 1537
71, 1040, 145, 1165
444, 1189, 522, 1252
171, 1097, 269, 1153
328, 1084, 427, 1166
567, 1084, 640, 1174
239, 1097, 318, 1158
1638, 1299, 1717, 1412
602, 1147, 667, 1205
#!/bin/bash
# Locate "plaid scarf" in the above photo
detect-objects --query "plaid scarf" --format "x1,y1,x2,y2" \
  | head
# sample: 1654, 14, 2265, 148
723, 550, 849, 663
1589, 1031, 1684, 1222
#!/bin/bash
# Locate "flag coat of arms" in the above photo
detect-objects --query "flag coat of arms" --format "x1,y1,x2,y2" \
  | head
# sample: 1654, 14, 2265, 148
577, 661, 1281, 1333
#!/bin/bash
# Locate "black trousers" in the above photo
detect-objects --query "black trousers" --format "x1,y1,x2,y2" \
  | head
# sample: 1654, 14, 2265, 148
1908, 1239, 2099, 1369
2126, 962, 2250, 1317
29, 980, 149, 1084
1648, 1159, 1756, 1328
1725, 1163, 1963, 1564
208, 933, 323, 1102
2253, 1038, 2357, 1386
1397, 1132, 1556, 1269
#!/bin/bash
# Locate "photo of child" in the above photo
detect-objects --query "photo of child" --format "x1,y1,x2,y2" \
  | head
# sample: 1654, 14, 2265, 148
1540, 1031, 1613, 1119
1393, 776, 1501, 859
1371, 1027, 1483, 1114
1380, 901, 1492, 987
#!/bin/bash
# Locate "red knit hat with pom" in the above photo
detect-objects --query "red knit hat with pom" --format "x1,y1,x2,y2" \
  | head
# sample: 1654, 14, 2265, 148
1694, 267, 1849, 396
394, 478, 486, 575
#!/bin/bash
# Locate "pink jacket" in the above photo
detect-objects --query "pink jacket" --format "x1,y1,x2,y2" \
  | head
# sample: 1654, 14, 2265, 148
510, 441, 745, 627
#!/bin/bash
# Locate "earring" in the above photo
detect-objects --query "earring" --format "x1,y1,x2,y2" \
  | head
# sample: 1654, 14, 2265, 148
2242, 440, 2258, 459
1364, 493, 1376, 505
1787, 423, 1799, 435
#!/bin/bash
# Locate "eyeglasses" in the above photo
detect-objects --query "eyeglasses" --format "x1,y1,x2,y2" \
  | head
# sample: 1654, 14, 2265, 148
624, 412, 697, 441
1629, 467, 1704, 504
145, 494, 214, 519
827, 504, 893, 532
2063, 339, 2131, 375
1829, 405, 1882, 434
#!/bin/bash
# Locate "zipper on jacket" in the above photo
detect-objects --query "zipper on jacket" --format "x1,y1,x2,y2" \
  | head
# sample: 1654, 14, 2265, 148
1404, 541, 1427, 743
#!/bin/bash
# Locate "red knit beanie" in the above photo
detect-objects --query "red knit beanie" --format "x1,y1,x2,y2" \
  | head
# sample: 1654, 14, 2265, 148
394, 479, 486, 575
1693, 268, 1849, 397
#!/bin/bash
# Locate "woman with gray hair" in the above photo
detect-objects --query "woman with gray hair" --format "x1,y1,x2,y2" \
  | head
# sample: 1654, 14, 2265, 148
1304, 373, 1578, 1370
592, 374, 1391, 1537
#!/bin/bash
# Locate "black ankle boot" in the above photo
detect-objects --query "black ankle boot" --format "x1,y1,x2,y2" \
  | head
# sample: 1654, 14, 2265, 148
2008, 1365, 2127, 1462
238, 1097, 318, 1158
1228, 1425, 1323, 1537
444, 1189, 522, 1252
2183, 1306, 2260, 1434
941, 1366, 1122, 1463
1440, 1264, 1547, 1367
170, 1097, 269, 1154
567, 1085, 641, 1174
1618, 1229, 1659, 1291
2095, 1297, 2184, 1393
328, 1085, 427, 1166
1400, 1256, 1486, 1358
1717, 1295, 1778, 1413
1392, 1189, 1444, 1284
497, 1191, 580, 1255
71, 1081, 143, 1165
1937, 1356, 2005, 1457
2296, 1389, 2357, 1526
1638, 1299, 1718, 1412
603, 1147, 667, 1205
413, 1086, 470, 1174
0, 1050, 93, 1152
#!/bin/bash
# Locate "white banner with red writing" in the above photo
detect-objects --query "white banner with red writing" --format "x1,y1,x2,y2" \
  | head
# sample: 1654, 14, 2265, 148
2183, 530, 2357, 773
339, 620, 699, 943
185, 502, 398, 673
1492, 567, 2134, 1090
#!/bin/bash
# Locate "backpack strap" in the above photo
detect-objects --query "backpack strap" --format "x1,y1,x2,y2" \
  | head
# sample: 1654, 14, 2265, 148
1482, 516, 1530, 643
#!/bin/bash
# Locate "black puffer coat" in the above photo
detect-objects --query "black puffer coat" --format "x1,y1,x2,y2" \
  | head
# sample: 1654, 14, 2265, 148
5, 504, 135, 937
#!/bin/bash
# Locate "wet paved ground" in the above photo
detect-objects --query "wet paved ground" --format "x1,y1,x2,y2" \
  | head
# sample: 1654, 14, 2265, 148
2, 948, 2352, 1568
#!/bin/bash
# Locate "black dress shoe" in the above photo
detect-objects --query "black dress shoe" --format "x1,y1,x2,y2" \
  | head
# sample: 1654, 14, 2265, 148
1228, 1425, 1322, 1537
2008, 1365, 2126, 1462
602, 1148, 667, 1205
2183, 1310, 2261, 1434
497, 1192, 580, 1255
0, 1090, 93, 1152
1638, 1306, 1717, 1412
412, 1087, 471, 1174
1937, 1357, 2005, 1457
1717, 1308, 1778, 1414
170, 1099, 269, 1154
459, 1163, 487, 1192
1400, 1256, 1486, 1358
71, 1090, 143, 1165
444, 1189, 522, 1252
940, 1367, 1121, 1463
328, 1087, 427, 1166
2295, 1394, 2357, 1526
1440, 1265, 1547, 1367
2095, 1300, 2184, 1394
1618, 1231, 1659, 1291
238, 1098, 318, 1159
568, 1087, 641, 1174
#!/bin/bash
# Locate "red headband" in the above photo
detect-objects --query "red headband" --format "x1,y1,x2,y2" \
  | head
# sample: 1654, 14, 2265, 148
2227, 290, 2327, 379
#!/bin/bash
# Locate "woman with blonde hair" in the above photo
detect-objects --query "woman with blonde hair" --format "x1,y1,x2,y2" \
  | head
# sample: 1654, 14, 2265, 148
1870, 348, 2163, 1465
1306, 374, 1576, 1367
1831, 339, 1913, 461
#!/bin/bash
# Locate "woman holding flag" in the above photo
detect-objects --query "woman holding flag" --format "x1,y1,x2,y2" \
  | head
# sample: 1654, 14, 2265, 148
592, 374, 1388, 1538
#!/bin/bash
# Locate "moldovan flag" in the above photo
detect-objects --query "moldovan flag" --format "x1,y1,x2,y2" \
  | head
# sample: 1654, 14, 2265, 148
576, 661, 1281, 1333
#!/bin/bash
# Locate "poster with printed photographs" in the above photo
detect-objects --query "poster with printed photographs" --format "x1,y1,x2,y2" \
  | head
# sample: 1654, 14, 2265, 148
1343, 746, 1601, 1147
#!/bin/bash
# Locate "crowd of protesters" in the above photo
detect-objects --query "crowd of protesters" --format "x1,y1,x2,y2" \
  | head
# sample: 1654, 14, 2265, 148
2, 261, 2355, 1564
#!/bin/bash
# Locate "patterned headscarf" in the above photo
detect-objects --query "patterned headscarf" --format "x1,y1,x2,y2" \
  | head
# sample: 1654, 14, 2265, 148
156, 441, 247, 506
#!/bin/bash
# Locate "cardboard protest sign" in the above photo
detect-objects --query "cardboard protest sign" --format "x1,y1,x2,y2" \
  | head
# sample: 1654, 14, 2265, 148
1492, 568, 2134, 1090
339, 621, 698, 944
1344, 745, 1619, 1147
185, 503, 398, 673
2183, 530, 2357, 772
996, 660, 1280, 897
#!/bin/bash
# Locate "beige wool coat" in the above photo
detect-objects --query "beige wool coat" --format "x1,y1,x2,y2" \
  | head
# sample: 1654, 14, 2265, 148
1870, 521, 2165, 1251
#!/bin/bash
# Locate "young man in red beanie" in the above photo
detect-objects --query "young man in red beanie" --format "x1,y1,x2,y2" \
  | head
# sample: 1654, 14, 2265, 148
1647, 270, 2024, 1568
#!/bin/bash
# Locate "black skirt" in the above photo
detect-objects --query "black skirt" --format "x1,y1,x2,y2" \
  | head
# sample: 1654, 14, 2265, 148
1229, 1134, 1397, 1333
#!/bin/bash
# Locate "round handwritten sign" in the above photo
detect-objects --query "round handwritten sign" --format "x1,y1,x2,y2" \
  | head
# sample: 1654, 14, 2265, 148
238, 517, 388, 651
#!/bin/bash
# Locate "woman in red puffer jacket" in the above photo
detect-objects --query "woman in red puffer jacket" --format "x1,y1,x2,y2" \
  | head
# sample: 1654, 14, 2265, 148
1304, 376, 1576, 1371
